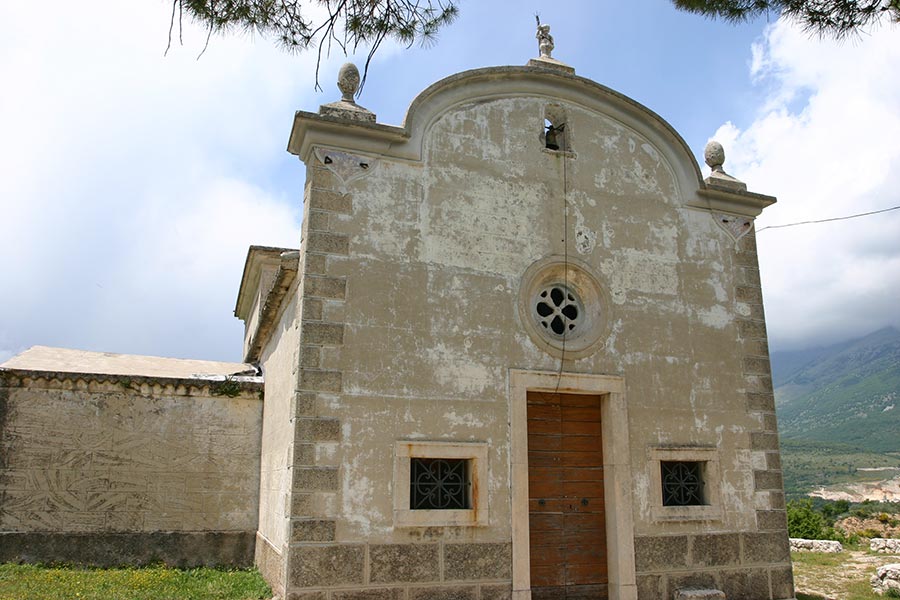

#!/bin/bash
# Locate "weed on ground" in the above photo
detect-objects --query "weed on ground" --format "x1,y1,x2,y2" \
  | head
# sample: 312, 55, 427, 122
0, 563, 271, 600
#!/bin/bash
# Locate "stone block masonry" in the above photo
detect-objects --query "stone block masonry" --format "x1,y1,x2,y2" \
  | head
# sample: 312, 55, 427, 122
633, 532, 793, 600
286, 542, 512, 599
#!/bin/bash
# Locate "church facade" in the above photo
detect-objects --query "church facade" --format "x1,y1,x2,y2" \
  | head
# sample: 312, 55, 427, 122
1, 47, 793, 600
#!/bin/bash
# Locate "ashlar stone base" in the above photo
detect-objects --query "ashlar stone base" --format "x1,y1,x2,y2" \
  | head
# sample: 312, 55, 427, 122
284, 542, 512, 600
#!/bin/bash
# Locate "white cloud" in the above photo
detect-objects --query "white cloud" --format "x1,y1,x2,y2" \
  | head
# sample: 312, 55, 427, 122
0, 0, 342, 362
715, 19, 900, 350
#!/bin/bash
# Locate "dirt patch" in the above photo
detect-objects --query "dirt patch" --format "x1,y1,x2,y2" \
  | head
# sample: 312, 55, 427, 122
811, 476, 900, 503
793, 548, 900, 599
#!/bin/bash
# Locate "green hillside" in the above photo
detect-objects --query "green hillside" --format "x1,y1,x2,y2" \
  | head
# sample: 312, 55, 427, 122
773, 327, 900, 453
779, 438, 900, 497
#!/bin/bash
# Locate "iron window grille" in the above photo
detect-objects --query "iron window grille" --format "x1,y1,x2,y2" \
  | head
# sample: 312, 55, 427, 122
410, 458, 471, 510
661, 461, 705, 506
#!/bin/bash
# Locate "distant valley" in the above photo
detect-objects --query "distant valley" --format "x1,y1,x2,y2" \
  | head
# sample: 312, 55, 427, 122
771, 327, 900, 498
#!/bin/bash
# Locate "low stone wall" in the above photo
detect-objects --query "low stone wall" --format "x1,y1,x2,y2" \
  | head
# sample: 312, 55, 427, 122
790, 538, 843, 553
871, 538, 900, 554
872, 564, 900, 596
0, 369, 264, 566
0, 531, 255, 568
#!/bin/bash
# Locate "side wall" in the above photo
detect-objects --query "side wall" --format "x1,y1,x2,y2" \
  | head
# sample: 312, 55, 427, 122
0, 371, 263, 567
256, 288, 303, 596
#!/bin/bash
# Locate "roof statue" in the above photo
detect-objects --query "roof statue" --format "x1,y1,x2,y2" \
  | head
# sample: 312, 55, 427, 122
535, 16, 554, 59
528, 16, 574, 73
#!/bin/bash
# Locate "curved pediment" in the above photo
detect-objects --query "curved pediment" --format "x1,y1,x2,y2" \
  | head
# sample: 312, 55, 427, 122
289, 65, 773, 216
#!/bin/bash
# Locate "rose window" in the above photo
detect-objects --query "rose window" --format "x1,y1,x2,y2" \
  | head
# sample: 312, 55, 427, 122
535, 285, 582, 337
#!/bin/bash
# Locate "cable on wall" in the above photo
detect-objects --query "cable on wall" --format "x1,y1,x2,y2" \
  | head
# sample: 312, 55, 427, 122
756, 204, 900, 233
555, 136, 569, 394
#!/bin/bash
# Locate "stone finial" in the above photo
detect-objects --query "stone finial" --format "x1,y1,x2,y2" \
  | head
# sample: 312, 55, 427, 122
318, 62, 375, 123
704, 140, 726, 173
337, 63, 360, 103
703, 140, 746, 192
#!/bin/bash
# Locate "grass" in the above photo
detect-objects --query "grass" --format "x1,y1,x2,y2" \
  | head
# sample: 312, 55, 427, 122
0, 563, 271, 600
791, 551, 846, 568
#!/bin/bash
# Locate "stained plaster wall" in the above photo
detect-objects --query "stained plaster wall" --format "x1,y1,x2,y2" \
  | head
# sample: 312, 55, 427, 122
0, 371, 263, 566
276, 67, 791, 599
256, 288, 302, 570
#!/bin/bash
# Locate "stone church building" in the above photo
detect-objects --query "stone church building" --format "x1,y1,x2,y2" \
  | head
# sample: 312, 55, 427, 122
1, 41, 793, 600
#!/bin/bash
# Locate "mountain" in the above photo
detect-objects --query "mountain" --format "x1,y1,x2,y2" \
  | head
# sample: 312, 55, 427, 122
772, 327, 900, 453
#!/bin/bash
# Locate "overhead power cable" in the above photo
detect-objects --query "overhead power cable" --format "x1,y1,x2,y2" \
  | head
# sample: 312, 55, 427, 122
756, 205, 900, 233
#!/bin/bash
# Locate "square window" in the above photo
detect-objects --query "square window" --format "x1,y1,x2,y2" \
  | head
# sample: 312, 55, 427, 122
410, 458, 471, 510
660, 461, 706, 506
649, 447, 721, 522
393, 441, 488, 527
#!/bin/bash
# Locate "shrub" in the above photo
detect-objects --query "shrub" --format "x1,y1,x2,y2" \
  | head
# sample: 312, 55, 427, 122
859, 528, 882, 539
820, 499, 850, 523
788, 499, 826, 539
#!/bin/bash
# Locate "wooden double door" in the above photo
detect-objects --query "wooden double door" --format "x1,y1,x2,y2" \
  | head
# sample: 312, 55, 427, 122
527, 392, 608, 600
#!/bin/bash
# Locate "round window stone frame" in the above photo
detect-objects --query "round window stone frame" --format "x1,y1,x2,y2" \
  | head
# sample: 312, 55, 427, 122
518, 256, 608, 359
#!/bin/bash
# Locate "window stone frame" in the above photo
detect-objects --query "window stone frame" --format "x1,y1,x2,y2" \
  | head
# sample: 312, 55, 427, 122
393, 441, 489, 527
649, 446, 722, 522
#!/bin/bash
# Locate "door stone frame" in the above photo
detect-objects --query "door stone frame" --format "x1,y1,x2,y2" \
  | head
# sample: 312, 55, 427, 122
509, 369, 636, 600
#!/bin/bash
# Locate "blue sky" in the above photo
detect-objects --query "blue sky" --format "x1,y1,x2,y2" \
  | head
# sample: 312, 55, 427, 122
1, 1, 898, 363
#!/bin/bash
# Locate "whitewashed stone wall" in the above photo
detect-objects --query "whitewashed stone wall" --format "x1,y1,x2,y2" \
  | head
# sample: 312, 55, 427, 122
0, 370, 263, 566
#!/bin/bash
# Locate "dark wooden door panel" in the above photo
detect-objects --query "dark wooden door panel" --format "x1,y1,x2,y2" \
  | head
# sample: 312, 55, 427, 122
565, 542, 607, 565
561, 481, 604, 498
529, 512, 564, 530
564, 584, 609, 600
561, 406, 602, 421
529, 451, 563, 467
529, 419, 564, 434
561, 420, 603, 435
564, 512, 606, 530
530, 498, 573, 513
562, 466, 604, 480
528, 404, 562, 420
529, 434, 563, 451
562, 435, 603, 451
528, 392, 608, 598
531, 586, 567, 600
530, 564, 565, 587
566, 563, 609, 585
